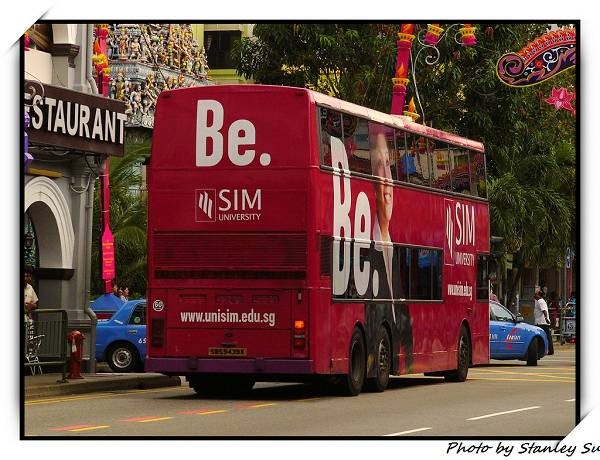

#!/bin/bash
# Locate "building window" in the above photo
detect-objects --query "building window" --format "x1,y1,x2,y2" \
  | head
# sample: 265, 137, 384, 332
204, 31, 241, 69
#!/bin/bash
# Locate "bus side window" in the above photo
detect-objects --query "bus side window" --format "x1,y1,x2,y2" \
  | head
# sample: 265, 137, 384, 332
394, 130, 409, 182
407, 248, 442, 300
369, 122, 397, 181
432, 142, 451, 191
319, 107, 343, 167
344, 116, 371, 175
394, 245, 409, 299
449, 146, 471, 194
471, 152, 487, 198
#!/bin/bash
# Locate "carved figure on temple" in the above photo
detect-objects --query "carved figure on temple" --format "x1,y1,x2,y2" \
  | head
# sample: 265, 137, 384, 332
142, 96, 153, 114
130, 86, 142, 115
197, 46, 209, 75
118, 27, 129, 59
111, 70, 127, 100
107, 30, 118, 60
129, 37, 141, 60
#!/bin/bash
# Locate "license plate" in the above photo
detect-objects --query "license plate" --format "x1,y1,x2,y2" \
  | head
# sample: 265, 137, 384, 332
208, 347, 247, 357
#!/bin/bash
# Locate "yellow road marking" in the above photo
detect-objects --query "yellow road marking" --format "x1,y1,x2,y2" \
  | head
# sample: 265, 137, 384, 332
193, 410, 227, 415
469, 377, 574, 383
137, 417, 174, 423
68, 425, 111, 432
26, 386, 183, 406
296, 397, 321, 402
247, 403, 277, 409
472, 369, 575, 380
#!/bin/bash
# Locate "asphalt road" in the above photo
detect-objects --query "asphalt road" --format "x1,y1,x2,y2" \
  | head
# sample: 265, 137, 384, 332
24, 346, 576, 437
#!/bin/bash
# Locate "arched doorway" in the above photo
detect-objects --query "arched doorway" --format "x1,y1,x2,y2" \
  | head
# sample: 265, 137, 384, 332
24, 176, 74, 308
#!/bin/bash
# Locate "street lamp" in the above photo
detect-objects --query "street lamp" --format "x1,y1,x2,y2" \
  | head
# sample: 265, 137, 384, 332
24, 231, 35, 249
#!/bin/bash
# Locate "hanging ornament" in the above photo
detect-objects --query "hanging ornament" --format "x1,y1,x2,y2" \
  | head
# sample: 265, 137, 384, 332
545, 87, 576, 116
459, 24, 477, 47
424, 23, 444, 46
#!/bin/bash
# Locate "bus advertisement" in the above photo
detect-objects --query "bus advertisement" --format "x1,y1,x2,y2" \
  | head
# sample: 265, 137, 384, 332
145, 85, 490, 396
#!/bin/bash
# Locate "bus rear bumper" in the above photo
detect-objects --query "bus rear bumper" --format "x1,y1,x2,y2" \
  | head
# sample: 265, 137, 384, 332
145, 357, 314, 375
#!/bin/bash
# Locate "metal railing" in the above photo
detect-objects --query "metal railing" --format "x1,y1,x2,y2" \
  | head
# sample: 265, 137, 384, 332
24, 309, 69, 382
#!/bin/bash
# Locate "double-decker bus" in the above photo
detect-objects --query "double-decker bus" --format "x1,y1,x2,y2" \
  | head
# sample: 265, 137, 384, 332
145, 85, 490, 396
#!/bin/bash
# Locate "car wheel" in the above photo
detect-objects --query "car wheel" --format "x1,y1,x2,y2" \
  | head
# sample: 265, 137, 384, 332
526, 338, 539, 366
445, 326, 471, 382
339, 328, 366, 396
365, 326, 391, 392
107, 342, 140, 373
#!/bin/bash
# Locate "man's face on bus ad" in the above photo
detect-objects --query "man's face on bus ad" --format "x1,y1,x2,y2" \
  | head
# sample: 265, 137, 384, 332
371, 133, 394, 227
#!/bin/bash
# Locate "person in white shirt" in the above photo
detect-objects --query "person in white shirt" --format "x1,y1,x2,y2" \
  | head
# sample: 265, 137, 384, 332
534, 290, 554, 355
24, 267, 38, 318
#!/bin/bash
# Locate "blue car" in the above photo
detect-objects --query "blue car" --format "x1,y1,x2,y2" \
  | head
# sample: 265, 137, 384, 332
96, 299, 146, 372
90, 293, 125, 320
490, 300, 548, 366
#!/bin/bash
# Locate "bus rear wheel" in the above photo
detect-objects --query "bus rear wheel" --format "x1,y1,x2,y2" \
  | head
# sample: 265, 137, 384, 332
444, 326, 470, 382
365, 326, 391, 392
340, 328, 366, 396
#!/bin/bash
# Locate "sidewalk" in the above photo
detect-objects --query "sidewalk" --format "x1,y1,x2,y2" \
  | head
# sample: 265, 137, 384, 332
25, 370, 182, 400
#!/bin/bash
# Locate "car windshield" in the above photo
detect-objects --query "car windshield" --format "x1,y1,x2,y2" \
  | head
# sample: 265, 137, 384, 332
490, 302, 514, 322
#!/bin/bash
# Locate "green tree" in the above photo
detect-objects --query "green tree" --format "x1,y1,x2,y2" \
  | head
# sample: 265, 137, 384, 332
236, 23, 576, 306
91, 136, 150, 299
234, 24, 398, 111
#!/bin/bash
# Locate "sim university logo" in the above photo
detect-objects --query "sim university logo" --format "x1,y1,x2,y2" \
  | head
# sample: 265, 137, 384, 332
195, 189, 216, 222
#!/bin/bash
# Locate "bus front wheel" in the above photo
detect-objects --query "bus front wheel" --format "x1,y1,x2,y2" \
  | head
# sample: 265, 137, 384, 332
444, 326, 470, 382
340, 328, 366, 396
364, 325, 391, 392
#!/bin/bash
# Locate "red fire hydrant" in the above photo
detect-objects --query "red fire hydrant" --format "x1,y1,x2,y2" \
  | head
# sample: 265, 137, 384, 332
67, 330, 85, 379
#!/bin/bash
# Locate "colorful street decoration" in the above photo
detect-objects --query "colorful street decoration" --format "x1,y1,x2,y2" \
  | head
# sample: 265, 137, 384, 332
391, 23, 478, 121
496, 28, 576, 87
545, 86, 576, 116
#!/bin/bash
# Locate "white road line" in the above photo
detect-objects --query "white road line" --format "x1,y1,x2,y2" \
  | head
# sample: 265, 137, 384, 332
467, 406, 540, 421
565, 398, 576, 402
384, 427, 432, 436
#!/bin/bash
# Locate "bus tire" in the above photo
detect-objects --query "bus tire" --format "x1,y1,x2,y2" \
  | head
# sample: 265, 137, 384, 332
364, 326, 391, 392
444, 326, 470, 382
340, 328, 366, 396
526, 338, 539, 366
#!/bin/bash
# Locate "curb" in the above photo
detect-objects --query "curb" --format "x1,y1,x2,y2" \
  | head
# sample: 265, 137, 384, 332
25, 374, 182, 400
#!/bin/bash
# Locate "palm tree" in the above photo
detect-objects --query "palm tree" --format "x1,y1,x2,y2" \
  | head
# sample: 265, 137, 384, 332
91, 139, 150, 298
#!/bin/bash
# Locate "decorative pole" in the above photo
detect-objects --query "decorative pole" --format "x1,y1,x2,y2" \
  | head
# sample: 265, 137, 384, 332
391, 24, 416, 116
94, 24, 116, 293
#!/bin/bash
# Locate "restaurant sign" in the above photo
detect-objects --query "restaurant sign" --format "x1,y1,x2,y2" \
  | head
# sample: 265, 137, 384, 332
24, 80, 126, 156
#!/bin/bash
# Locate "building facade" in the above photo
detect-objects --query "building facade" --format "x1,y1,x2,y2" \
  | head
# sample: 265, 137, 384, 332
24, 24, 125, 370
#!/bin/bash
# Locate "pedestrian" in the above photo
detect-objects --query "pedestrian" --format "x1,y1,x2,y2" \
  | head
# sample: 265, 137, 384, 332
112, 281, 120, 298
120, 286, 129, 302
24, 266, 39, 337
534, 290, 554, 355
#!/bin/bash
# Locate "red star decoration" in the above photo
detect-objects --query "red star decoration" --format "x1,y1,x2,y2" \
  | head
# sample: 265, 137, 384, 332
545, 87, 576, 115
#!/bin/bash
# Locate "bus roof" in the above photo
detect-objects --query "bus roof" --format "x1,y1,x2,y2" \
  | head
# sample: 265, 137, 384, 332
308, 89, 485, 153
159, 84, 485, 153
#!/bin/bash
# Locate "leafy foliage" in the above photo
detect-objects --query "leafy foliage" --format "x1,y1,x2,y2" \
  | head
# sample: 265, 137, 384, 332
91, 136, 150, 299
236, 23, 577, 304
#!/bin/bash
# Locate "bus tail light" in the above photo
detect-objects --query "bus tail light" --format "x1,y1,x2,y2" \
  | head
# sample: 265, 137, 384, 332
151, 318, 165, 347
293, 320, 306, 348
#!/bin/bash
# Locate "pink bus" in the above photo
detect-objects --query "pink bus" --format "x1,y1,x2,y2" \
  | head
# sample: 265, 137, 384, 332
145, 85, 490, 396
